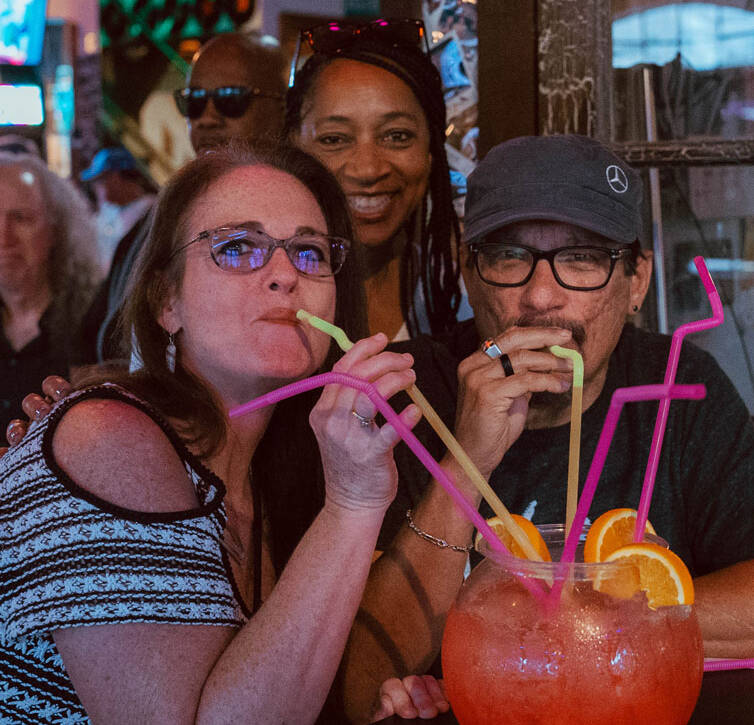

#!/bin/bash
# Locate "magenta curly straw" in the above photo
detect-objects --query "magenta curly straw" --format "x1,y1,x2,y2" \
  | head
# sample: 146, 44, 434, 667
549, 382, 707, 606
633, 256, 724, 542
229, 372, 547, 603
704, 658, 754, 672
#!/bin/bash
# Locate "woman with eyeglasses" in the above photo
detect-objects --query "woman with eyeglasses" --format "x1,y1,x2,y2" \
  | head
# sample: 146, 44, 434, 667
285, 18, 468, 341
0, 145, 424, 724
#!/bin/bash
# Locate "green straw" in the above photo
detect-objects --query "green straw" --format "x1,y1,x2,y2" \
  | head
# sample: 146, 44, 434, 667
549, 345, 584, 537
297, 309, 543, 561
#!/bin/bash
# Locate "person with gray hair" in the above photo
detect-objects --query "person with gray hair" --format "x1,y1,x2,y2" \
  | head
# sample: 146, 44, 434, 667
0, 152, 99, 432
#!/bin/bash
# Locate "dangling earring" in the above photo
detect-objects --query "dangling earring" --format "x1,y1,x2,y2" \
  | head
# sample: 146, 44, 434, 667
632, 305, 639, 313
166, 332, 177, 373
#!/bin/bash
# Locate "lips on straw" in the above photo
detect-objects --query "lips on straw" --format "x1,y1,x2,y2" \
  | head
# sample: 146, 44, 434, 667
549, 346, 583, 537
633, 256, 724, 542
229, 370, 547, 602
296, 309, 543, 562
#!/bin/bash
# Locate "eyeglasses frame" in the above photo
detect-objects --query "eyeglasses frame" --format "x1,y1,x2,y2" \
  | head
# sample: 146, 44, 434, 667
468, 240, 641, 291
168, 225, 352, 278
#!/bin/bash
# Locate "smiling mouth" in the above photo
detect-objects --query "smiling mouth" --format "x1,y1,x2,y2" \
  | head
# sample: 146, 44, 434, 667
347, 194, 394, 216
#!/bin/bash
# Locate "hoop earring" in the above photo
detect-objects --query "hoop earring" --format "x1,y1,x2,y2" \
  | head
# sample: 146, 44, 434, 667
166, 332, 177, 373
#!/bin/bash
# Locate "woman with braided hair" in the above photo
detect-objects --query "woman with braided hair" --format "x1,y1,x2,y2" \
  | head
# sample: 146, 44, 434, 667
286, 18, 469, 341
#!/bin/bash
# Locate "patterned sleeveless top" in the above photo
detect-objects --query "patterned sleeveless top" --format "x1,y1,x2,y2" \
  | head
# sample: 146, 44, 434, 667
0, 384, 248, 723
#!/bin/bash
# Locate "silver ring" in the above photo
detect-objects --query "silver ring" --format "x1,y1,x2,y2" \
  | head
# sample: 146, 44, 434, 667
482, 338, 502, 359
351, 409, 375, 428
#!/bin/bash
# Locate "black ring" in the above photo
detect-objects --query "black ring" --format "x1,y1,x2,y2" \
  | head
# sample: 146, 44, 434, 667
500, 353, 514, 377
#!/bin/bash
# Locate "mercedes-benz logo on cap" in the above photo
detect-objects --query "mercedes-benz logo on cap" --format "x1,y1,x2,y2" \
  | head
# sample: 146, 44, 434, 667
606, 164, 629, 194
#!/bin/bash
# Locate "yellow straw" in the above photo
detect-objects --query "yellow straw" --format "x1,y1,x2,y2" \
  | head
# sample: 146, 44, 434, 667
297, 309, 543, 561
549, 345, 584, 537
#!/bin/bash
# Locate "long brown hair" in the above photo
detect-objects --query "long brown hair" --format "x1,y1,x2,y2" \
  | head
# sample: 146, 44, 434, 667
92, 143, 367, 571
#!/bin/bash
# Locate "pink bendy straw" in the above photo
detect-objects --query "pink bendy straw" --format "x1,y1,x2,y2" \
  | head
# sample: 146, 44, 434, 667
229, 372, 547, 603
549, 382, 707, 606
633, 256, 724, 541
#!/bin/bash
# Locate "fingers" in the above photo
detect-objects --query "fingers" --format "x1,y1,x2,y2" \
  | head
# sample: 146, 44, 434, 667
22, 393, 51, 422
465, 327, 574, 378
378, 403, 422, 449
373, 675, 450, 720
6, 419, 28, 447
42, 375, 72, 401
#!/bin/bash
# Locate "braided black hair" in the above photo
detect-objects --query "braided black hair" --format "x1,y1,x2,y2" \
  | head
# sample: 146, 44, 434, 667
285, 38, 462, 336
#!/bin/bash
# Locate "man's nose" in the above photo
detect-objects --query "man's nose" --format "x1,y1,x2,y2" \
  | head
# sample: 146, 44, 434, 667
520, 258, 567, 310
195, 97, 224, 126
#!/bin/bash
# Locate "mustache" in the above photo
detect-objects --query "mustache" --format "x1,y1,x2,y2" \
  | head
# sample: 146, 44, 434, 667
512, 315, 587, 349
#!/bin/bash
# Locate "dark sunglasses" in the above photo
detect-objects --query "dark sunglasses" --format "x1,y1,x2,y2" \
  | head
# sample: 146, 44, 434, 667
288, 17, 428, 88
173, 86, 284, 120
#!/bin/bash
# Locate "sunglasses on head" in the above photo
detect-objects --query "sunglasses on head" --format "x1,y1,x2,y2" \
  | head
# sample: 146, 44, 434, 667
288, 17, 428, 87
173, 86, 284, 120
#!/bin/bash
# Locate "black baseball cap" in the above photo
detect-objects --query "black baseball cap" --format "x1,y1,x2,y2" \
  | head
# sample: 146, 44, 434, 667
464, 134, 643, 245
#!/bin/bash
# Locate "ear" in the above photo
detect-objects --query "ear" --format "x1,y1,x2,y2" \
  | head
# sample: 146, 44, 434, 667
629, 248, 653, 315
157, 285, 182, 336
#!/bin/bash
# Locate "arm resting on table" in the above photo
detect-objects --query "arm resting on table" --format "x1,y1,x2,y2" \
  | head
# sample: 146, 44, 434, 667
695, 559, 754, 658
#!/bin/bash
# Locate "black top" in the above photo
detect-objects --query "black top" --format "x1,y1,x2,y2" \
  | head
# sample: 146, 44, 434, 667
386, 320, 754, 577
0, 306, 71, 433
74, 207, 152, 365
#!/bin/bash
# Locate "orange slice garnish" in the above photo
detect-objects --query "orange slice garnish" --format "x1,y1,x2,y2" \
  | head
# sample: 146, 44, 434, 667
584, 508, 657, 563
600, 542, 695, 608
475, 514, 551, 561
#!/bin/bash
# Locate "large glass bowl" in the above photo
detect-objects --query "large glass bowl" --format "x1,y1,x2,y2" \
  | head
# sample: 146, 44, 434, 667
441, 524, 703, 724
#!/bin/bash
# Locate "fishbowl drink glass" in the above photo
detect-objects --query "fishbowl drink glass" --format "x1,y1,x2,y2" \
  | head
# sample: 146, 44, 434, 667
442, 524, 703, 725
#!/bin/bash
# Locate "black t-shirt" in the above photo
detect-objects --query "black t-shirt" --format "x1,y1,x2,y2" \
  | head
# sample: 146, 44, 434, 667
386, 320, 754, 577
0, 307, 70, 433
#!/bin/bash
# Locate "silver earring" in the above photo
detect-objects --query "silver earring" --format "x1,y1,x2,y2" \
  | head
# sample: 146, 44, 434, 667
166, 333, 176, 373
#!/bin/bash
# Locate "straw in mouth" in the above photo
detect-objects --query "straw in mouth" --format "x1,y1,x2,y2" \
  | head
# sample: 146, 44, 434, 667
295, 309, 544, 563
549, 345, 583, 538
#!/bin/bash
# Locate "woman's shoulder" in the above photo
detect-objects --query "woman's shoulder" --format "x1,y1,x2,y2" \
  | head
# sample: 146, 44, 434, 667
51, 386, 201, 514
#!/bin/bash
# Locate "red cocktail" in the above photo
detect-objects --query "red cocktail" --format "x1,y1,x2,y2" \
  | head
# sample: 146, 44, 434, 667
442, 525, 703, 724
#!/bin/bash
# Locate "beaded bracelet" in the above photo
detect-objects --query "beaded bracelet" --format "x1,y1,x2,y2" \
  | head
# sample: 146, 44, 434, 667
405, 509, 473, 553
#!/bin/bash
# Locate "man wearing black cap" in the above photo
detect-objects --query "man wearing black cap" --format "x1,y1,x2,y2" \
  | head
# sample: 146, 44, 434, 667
352, 134, 754, 713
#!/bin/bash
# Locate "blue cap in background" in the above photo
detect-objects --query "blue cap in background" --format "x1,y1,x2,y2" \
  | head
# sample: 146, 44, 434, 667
80, 147, 138, 181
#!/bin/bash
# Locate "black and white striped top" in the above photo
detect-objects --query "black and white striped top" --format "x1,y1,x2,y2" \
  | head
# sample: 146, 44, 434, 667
0, 384, 248, 724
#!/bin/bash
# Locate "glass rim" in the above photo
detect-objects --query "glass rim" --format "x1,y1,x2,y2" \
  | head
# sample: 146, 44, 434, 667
475, 522, 669, 581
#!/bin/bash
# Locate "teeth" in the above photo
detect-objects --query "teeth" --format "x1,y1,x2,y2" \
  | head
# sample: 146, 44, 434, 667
348, 194, 392, 214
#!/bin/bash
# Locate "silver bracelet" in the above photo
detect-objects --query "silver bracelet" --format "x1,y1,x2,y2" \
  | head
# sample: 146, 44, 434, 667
405, 509, 473, 553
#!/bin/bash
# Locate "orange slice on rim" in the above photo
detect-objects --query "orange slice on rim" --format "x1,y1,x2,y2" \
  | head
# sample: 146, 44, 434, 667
600, 542, 695, 608
584, 508, 657, 563
475, 514, 551, 561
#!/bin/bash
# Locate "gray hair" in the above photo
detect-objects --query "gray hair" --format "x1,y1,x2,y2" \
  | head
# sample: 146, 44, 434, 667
0, 152, 99, 353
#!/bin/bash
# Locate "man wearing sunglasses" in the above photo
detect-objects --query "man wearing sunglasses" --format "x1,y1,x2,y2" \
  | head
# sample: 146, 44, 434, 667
176, 32, 286, 153
350, 134, 754, 720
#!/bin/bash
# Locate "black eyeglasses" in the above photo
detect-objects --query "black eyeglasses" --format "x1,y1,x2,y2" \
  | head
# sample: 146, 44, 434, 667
468, 241, 639, 291
288, 17, 429, 88
173, 86, 284, 120
169, 223, 351, 277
